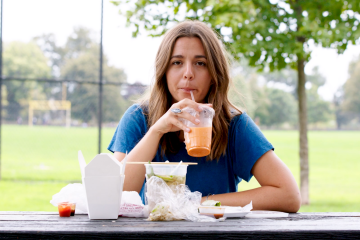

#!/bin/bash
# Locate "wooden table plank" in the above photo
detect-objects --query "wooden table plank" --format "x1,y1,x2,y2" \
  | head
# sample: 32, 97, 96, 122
0, 212, 359, 239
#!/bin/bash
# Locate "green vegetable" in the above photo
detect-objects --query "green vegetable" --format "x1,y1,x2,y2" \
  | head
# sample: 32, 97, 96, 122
156, 174, 175, 182
147, 161, 155, 178
202, 200, 221, 207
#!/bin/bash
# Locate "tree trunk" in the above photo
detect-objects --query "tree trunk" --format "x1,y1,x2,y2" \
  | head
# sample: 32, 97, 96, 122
297, 58, 309, 205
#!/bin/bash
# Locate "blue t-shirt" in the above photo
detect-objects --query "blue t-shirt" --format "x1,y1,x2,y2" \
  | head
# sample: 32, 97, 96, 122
108, 104, 274, 204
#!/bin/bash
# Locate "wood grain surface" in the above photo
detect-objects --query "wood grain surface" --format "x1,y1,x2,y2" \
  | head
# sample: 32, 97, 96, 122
0, 212, 359, 239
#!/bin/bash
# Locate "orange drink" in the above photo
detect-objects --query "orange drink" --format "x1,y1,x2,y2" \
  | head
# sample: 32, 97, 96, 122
58, 202, 71, 217
180, 106, 215, 157
186, 126, 212, 157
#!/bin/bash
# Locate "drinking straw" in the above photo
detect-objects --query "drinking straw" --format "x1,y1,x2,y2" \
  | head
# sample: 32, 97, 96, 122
190, 91, 195, 102
170, 160, 183, 175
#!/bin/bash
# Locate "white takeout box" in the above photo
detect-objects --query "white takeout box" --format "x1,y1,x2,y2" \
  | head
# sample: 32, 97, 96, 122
78, 152, 125, 220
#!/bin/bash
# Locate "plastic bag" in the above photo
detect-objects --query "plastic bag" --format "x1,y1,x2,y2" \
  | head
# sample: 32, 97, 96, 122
146, 176, 216, 222
50, 183, 88, 214
119, 191, 148, 218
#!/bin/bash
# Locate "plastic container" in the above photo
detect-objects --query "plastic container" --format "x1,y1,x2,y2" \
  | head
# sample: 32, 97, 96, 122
180, 106, 215, 157
198, 206, 226, 219
144, 163, 188, 186
70, 203, 76, 216
58, 202, 72, 217
145, 163, 189, 211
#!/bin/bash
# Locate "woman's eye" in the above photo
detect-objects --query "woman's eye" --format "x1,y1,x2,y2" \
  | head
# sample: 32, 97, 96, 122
196, 61, 206, 66
172, 61, 181, 65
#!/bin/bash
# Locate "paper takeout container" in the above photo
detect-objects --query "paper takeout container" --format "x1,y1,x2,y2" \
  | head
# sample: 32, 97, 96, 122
78, 152, 125, 220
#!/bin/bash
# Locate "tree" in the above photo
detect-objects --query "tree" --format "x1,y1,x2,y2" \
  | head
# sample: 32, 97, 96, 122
230, 64, 297, 127
306, 87, 332, 126
263, 66, 332, 126
333, 87, 353, 129
333, 56, 360, 129
62, 46, 128, 123
229, 71, 258, 116
342, 56, 360, 115
3, 41, 51, 121
34, 27, 130, 124
256, 88, 297, 127
33, 33, 66, 78
60, 33, 128, 123
306, 68, 332, 126
112, 0, 360, 204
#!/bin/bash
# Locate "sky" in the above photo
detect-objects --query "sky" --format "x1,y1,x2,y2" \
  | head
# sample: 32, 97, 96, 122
2, 0, 360, 101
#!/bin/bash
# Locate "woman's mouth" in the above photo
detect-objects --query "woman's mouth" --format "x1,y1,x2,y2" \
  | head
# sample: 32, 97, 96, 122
180, 88, 196, 93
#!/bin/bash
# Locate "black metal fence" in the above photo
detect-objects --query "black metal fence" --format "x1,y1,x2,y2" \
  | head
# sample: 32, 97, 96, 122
0, 0, 149, 180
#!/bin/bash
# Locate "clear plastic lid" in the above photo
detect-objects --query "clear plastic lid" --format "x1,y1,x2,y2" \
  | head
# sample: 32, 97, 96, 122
180, 106, 215, 128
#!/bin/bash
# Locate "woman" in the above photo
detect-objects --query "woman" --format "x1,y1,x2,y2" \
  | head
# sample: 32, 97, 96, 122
108, 21, 301, 212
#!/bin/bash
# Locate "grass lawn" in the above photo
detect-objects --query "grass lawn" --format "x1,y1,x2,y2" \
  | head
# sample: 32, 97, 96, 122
0, 125, 359, 212
238, 130, 360, 212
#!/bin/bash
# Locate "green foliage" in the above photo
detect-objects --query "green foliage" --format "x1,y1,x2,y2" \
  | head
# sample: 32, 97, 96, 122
34, 27, 130, 124
342, 56, 360, 114
230, 63, 332, 127
261, 66, 332, 125
229, 64, 297, 127
33, 33, 66, 77
261, 67, 298, 90
229, 74, 257, 116
307, 86, 333, 125
333, 55, 360, 129
61, 47, 128, 123
256, 87, 297, 126
333, 88, 352, 129
262, 66, 328, 98
3, 41, 52, 121
112, 0, 360, 70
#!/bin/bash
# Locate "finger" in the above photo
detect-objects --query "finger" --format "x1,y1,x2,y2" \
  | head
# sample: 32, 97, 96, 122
170, 117, 191, 133
174, 99, 203, 112
175, 111, 200, 125
200, 103, 213, 108
170, 108, 182, 116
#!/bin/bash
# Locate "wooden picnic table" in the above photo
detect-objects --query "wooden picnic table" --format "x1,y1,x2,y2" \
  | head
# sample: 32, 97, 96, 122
0, 211, 359, 239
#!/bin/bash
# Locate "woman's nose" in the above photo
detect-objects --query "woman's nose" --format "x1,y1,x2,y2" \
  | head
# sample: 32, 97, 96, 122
183, 62, 194, 80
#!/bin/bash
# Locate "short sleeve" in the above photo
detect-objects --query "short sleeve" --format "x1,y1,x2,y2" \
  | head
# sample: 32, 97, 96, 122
107, 104, 148, 153
229, 113, 274, 182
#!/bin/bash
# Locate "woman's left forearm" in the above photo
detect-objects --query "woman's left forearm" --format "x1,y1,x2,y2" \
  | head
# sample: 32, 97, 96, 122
201, 185, 301, 213
202, 150, 301, 213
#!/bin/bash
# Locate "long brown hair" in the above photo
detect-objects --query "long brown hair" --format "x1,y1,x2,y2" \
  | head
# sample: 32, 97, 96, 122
141, 20, 241, 160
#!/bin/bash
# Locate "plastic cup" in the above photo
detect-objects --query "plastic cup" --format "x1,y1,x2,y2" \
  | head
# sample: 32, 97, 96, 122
58, 202, 71, 217
70, 203, 76, 216
180, 106, 215, 157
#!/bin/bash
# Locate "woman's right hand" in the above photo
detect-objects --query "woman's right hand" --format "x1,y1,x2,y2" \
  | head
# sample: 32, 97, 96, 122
150, 98, 212, 136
